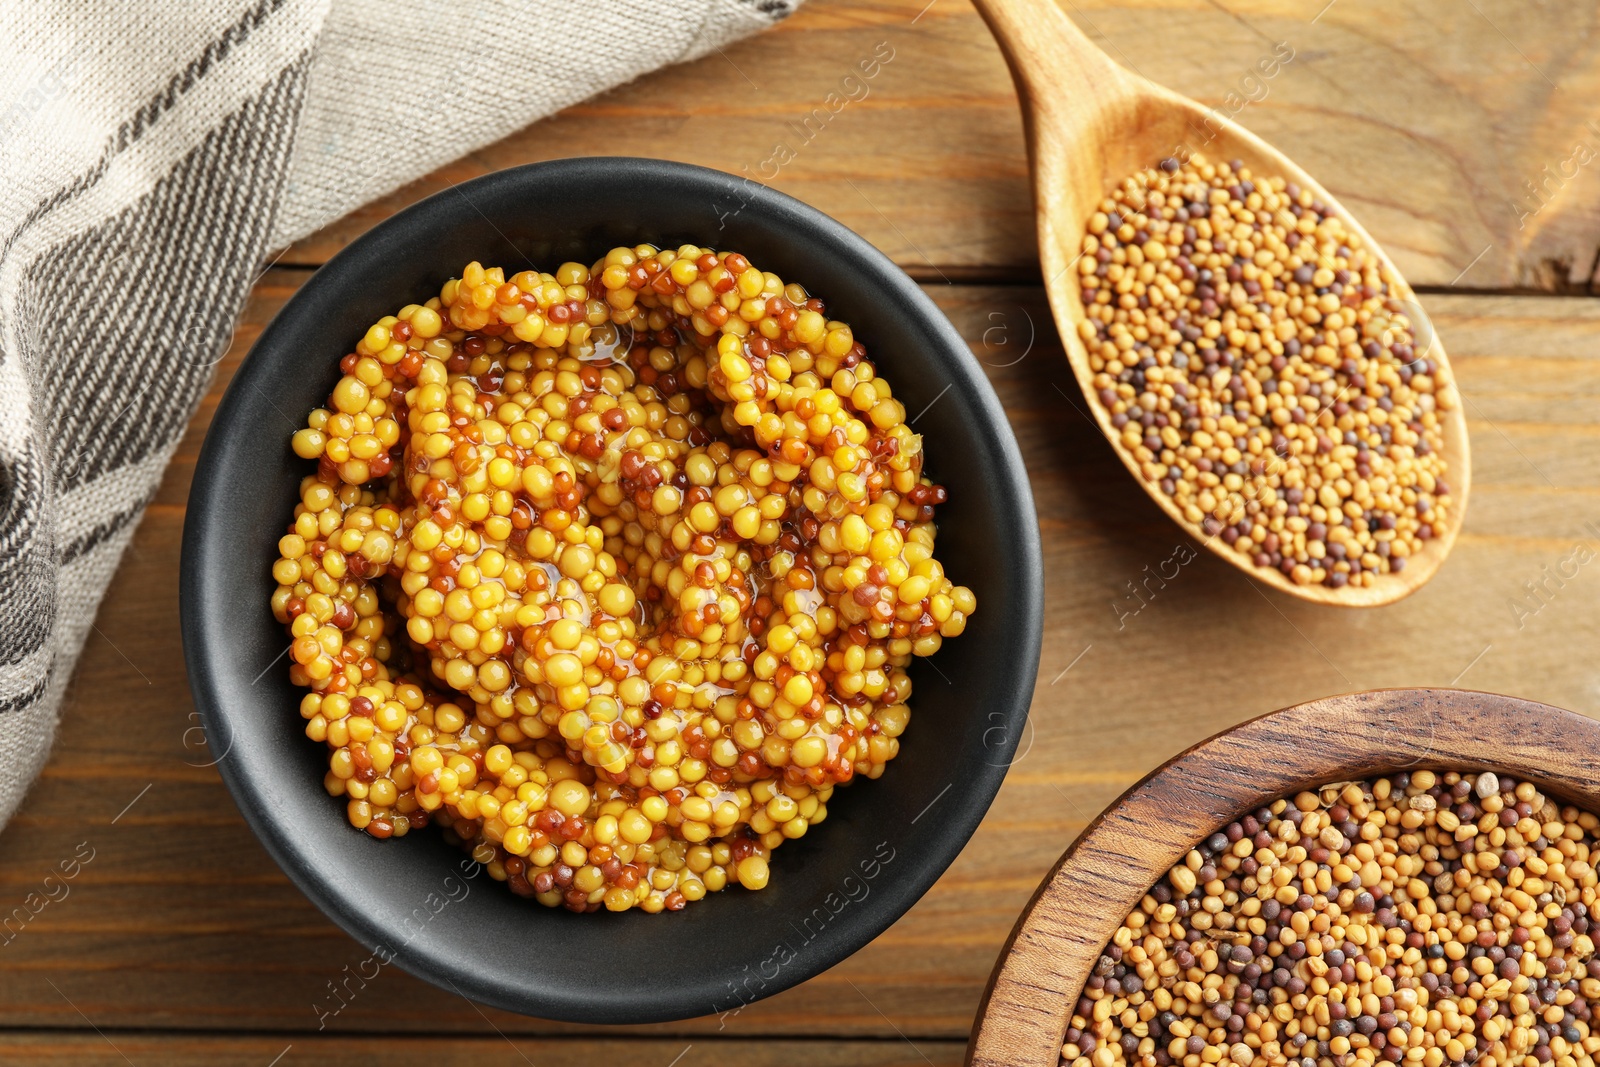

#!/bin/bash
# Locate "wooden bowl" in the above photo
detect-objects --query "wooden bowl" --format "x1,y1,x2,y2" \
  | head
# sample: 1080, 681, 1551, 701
971, 0, 1471, 607
968, 688, 1600, 1066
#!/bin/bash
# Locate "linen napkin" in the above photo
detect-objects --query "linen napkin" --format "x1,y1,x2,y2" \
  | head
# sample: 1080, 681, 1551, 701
0, 0, 798, 829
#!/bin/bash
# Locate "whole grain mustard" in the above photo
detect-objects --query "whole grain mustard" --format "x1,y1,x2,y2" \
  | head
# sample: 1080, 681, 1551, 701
270, 246, 974, 912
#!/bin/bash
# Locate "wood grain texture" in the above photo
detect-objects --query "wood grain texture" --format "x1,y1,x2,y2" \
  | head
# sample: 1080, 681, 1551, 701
277, 0, 1600, 292
971, 0, 1470, 605
8, 0, 1600, 1058
967, 689, 1600, 1067
0, 1033, 964, 1067
4, 272, 1599, 1051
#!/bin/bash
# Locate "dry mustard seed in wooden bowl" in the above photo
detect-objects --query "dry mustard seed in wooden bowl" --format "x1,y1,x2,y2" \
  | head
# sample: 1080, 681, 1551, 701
970, 690, 1600, 1067
1066, 772, 1599, 1067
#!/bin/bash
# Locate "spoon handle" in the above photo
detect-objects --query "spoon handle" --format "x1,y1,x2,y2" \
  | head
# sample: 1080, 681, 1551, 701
970, 0, 1139, 116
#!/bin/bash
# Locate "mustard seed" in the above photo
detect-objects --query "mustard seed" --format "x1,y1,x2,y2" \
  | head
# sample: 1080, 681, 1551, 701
1077, 156, 1456, 589
1065, 771, 1600, 1067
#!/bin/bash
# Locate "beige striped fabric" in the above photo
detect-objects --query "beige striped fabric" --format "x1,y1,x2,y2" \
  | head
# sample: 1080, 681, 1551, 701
0, 0, 798, 830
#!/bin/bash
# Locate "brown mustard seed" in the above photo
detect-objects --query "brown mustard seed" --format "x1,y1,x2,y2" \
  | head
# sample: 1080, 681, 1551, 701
1065, 771, 1600, 1067
1077, 155, 1456, 589
271, 247, 975, 913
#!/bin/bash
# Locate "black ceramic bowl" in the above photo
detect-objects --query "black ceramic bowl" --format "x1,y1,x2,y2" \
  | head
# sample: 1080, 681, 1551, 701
181, 157, 1042, 1023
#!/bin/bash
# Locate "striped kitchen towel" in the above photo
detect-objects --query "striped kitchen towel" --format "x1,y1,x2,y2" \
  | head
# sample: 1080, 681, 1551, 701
0, 0, 798, 830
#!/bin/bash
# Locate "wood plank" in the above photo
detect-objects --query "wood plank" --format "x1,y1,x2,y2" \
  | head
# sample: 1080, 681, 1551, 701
4, 272, 1597, 1042
0, 1033, 965, 1067
278, 0, 1600, 292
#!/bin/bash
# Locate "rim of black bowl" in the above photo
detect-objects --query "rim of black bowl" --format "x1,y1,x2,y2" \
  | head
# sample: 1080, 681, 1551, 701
181, 156, 1043, 1024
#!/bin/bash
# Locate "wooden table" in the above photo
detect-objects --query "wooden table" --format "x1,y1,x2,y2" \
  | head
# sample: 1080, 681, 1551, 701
7, 1, 1600, 1062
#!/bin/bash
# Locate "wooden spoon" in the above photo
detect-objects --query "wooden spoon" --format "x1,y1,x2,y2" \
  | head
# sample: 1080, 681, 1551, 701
967, 688, 1595, 1066
971, 0, 1470, 607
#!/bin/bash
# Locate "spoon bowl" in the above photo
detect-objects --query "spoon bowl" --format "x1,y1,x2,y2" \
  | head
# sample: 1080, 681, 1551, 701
974, 0, 1470, 607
